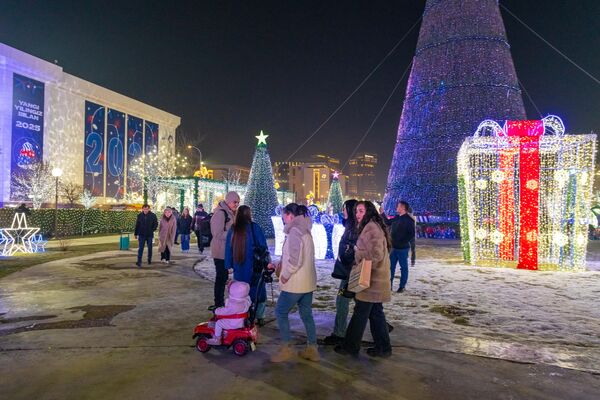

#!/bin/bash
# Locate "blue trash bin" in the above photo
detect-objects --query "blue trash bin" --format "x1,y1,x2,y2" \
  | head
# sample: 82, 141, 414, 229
119, 232, 130, 250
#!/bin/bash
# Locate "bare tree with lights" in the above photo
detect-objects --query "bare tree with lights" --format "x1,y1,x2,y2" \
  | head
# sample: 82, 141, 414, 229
128, 147, 188, 208
12, 161, 54, 209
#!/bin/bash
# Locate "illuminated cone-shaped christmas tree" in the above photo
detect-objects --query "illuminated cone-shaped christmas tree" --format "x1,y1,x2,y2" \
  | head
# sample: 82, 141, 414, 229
327, 171, 344, 214
384, 0, 526, 217
244, 131, 278, 238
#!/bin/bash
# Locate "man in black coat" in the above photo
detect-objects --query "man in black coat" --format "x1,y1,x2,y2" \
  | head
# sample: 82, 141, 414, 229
191, 204, 209, 253
134, 204, 158, 267
384, 201, 415, 293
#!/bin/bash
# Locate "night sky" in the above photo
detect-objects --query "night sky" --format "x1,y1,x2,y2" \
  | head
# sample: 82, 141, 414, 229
1, 0, 598, 192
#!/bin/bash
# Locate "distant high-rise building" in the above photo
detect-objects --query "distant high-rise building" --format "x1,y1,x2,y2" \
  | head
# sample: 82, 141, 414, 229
348, 153, 378, 200
273, 154, 345, 195
384, 0, 526, 216
273, 161, 302, 191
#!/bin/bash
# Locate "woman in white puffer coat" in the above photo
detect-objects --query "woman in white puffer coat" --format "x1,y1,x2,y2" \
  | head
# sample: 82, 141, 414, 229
269, 203, 319, 363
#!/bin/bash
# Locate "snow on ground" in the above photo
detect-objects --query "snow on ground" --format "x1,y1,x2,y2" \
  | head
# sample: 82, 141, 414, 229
194, 239, 600, 372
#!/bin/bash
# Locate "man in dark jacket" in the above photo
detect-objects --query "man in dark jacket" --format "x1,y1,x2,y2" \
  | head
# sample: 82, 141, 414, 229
384, 201, 415, 293
134, 204, 158, 267
191, 204, 209, 253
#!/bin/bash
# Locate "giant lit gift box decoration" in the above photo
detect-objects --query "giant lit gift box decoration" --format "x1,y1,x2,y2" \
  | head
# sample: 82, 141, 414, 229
457, 116, 596, 271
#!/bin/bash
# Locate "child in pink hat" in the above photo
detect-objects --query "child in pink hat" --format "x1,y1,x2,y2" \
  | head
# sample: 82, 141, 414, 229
207, 281, 251, 345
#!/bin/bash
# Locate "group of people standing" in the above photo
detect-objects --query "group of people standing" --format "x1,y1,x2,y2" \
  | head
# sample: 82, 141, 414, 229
134, 203, 210, 266
134, 190, 416, 361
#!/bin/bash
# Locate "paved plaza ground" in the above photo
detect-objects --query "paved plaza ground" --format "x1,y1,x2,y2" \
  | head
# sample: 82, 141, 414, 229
1, 240, 599, 399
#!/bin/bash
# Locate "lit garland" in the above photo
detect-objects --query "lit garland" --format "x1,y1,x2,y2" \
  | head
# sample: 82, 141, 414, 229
383, 0, 526, 217
457, 115, 596, 271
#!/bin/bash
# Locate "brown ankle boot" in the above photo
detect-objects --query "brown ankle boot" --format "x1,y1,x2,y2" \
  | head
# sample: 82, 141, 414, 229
298, 344, 320, 362
270, 344, 295, 363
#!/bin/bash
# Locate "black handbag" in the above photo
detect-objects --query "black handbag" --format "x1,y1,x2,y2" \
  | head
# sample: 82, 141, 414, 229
250, 224, 270, 273
331, 235, 355, 280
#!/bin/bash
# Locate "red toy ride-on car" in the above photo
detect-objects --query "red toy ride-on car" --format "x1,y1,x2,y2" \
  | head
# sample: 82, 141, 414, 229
193, 312, 259, 356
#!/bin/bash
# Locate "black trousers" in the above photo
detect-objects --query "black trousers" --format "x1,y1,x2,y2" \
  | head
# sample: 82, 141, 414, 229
195, 230, 204, 251
213, 258, 228, 307
343, 299, 391, 354
160, 246, 171, 261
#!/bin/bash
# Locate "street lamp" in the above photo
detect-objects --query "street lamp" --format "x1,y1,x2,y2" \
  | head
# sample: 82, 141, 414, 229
51, 167, 63, 238
187, 145, 203, 174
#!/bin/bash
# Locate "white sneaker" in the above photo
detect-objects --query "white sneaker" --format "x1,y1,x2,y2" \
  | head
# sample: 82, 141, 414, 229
206, 337, 221, 345
161, 260, 167, 264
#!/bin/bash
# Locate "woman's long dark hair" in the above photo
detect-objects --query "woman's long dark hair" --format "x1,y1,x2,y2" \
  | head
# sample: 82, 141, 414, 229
356, 201, 391, 250
232, 205, 252, 264
343, 199, 358, 232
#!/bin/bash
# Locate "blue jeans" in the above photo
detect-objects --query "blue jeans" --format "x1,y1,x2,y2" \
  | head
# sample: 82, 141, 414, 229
334, 280, 350, 337
180, 234, 190, 251
276, 291, 317, 345
390, 248, 409, 290
137, 236, 153, 263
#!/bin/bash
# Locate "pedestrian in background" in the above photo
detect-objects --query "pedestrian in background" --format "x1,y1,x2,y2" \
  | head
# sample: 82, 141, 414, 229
224, 205, 270, 325
171, 207, 181, 245
159, 207, 177, 264
178, 207, 193, 252
134, 204, 158, 267
386, 201, 415, 292
335, 201, 392, 358
270, 203, 319, 363
209, 191, 240, 310
324, 199, 358, 345
192, 204, 209, 253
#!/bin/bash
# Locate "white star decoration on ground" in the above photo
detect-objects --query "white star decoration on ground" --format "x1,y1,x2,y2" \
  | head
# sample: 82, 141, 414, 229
0, 213, 40, 256
255, 130, 269, 145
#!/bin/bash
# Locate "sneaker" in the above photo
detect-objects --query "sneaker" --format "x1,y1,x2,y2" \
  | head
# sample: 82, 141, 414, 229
323, 334, 344, 345
396, 287, 405, 293
147, 260, 152, 265
135, 261, 141, 267
298, 345, 320, 362
174, 241, 180, 245
270, 345, 295, 363
206, 337, 221, 346
366, 347, 392, 358
207, 305, 217, 311
161, 260, 167, 264
333, 345, 358, 358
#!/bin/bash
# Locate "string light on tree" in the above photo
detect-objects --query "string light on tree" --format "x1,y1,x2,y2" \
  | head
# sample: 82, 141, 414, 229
245, 131, 279, 238
457, 115, 596, 272
327, 171, 344, 214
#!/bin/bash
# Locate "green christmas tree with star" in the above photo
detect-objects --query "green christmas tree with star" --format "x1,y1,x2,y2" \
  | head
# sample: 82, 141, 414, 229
327, 171, 344, 214
244, 131, 279, 238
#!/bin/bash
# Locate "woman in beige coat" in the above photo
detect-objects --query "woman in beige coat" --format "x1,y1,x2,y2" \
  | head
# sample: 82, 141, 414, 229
269, 203, 319, 363
335, 201, 393, 358
158, 208, 177, 263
